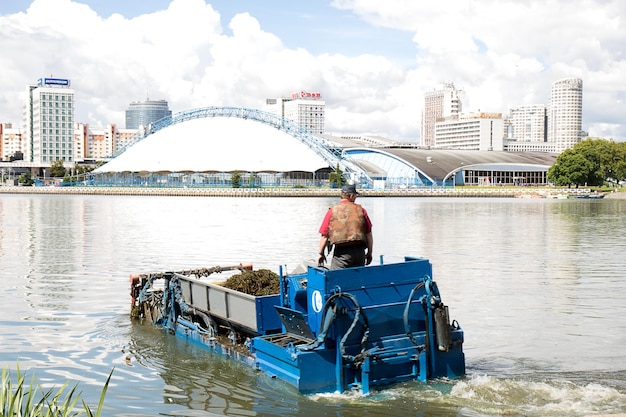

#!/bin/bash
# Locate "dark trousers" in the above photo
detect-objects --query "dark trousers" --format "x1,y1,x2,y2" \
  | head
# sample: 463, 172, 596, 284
330, 244, 366, 269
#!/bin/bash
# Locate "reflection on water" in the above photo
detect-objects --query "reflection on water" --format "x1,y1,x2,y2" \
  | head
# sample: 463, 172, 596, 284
1, 194, 625, 416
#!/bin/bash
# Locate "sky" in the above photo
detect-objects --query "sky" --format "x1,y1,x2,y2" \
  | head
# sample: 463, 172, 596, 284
0, 0, 625, 142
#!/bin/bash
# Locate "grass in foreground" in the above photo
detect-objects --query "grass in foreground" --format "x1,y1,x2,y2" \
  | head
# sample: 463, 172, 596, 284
0, 367, 112, 417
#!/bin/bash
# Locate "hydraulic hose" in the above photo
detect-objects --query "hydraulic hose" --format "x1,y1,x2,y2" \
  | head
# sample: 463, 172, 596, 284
299, 292, 369, 354
403, 281, 426, 347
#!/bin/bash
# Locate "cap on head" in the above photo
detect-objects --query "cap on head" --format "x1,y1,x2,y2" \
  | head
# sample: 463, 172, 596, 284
341, 183, 359, 195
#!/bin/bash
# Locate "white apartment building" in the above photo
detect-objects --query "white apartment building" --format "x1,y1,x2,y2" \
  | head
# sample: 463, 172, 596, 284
23, 77, 75, 164
265, 91, 325, 135
508, 105, 547, 143
435, 112, 504, 151
421, 82, 465, 148
0, 123, 23, 161
547, 78, 583, 152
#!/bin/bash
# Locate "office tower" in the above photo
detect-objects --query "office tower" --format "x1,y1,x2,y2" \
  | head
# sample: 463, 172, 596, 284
125, 99, 171, 130
547, 78, 583, 152
421, 82, 465, 147
23, 77, 75, 163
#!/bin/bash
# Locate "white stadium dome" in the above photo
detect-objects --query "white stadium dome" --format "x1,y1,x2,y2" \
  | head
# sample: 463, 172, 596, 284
95, 117, 330, 174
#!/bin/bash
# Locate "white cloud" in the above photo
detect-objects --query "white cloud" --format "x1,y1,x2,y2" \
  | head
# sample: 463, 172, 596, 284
0, 0, 625, 141
334, 0, 626, 140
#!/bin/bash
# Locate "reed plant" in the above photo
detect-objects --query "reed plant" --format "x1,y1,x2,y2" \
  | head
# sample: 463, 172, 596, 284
0, 366, 112, 417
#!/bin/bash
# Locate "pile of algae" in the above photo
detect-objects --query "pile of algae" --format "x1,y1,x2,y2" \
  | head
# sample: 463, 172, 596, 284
221, 269, 280, 296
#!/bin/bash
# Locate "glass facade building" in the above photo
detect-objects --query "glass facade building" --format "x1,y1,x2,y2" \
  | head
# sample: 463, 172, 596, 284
125, 100, 171, 130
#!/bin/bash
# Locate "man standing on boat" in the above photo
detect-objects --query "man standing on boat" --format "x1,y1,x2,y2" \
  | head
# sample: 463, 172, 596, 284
317, 183, 373, 269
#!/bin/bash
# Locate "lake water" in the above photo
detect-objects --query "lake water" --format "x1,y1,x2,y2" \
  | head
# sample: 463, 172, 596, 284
1, 193, 625, 416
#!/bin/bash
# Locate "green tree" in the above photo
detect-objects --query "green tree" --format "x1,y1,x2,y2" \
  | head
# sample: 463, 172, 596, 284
50, 160, 67, 178
328, 164, 345, 188
575, 138, 609, 185
613, 142, 626, 184
548, 138, 626, 187
231, 171, 241, 188
548, 148, 593, 187
18, 171, 34, 186
596, 139, 626, 186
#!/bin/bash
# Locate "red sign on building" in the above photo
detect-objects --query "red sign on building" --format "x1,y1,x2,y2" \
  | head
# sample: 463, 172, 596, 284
290, 91, 322, 99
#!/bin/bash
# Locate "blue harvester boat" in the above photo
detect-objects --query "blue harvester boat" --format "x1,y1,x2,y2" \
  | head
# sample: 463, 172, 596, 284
130, 256, 465, 394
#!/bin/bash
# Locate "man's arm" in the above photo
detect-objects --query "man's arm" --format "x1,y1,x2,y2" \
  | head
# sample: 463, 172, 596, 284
317, 208, 332, 266
318, 235, 329, 265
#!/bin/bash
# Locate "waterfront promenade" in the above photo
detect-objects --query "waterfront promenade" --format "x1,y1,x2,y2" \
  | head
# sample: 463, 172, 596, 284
2, 185, 621, 198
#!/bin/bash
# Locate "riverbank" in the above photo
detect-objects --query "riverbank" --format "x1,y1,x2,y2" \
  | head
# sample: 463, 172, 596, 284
3, 185, 623, 198
0, 185, 516, 198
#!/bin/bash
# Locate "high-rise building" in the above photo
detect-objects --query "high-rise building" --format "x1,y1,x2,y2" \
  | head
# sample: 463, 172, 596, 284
421, 83, 465, 147
508, 105, 547, 143
125, 99, 171, 130
265, 91, 325, 135
547, 78, 583, 152
23, 77, 75, 164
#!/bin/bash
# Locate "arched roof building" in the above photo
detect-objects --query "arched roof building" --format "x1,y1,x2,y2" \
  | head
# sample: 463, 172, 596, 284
92, 107, 558, 188
97, 116, 330, 174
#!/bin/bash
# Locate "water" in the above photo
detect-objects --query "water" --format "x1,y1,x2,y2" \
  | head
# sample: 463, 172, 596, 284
1, 193, 625, 416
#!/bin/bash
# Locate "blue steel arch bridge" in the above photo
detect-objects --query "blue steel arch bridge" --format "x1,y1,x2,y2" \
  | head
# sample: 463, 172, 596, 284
106, 106, 390, 187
